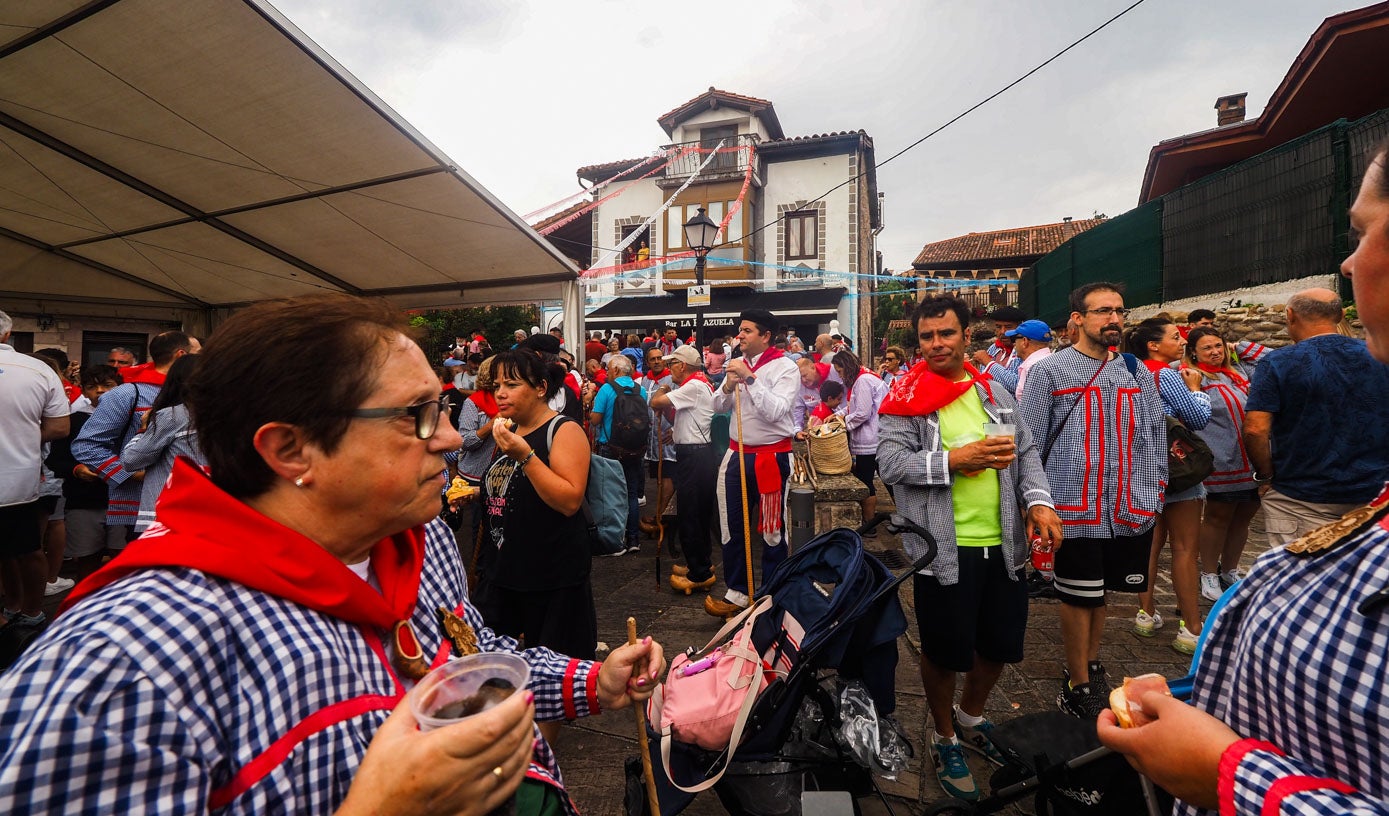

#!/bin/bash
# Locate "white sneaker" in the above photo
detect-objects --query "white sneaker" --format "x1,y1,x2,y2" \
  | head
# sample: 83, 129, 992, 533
1219, 569, 1244, 590
1200, 572, 1222, 602
1172, 621, 1198, 655
44, 577, 75, 596
637, 496, 647, 507
1133, 609, 1163, 638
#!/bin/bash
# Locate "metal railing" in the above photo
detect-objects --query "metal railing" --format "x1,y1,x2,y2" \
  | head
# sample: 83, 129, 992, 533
664, 134, 758, 178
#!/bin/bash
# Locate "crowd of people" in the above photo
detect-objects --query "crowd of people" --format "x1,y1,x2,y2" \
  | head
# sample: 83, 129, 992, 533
0, 138, 1386, 815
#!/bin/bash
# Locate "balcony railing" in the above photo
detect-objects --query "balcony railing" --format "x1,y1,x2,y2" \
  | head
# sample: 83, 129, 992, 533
664, 134, 758, 180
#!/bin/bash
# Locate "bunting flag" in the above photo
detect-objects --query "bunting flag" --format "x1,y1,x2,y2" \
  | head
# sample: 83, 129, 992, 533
586, 139, 729, 271
713, 142, 756, 244
538, 147, 692, 236
522, 153, 664, 223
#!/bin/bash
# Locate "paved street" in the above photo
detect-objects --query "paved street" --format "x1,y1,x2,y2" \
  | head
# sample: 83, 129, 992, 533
554, 479, 1251, 816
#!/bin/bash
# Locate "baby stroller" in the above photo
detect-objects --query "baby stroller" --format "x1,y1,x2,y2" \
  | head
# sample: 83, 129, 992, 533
919, 579, 1243, 815
627, 519, 938, 816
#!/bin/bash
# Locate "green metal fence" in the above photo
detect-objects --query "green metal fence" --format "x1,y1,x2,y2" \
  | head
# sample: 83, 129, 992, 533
1029, 200, 1162, 326
1024, 107, 1389, 324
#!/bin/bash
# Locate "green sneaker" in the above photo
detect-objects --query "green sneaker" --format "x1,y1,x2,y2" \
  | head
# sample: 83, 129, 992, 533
932, 738, 979, 801
952, 709, 1005, 766
1172, 621, 1198, 655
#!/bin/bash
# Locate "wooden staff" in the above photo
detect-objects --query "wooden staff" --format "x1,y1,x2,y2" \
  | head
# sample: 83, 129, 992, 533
734, 386, 754, 603
627, 617, 661, 816
653, 412, 666, 587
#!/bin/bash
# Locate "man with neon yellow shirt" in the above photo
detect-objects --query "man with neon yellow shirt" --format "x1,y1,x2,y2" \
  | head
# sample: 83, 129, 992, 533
878, 295, 1062, 802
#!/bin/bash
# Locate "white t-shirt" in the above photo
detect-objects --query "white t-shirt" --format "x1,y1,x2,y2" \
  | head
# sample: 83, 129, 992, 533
665, 376, 717, 445
1015, 347, 1053, 400
0, 344, 70, 506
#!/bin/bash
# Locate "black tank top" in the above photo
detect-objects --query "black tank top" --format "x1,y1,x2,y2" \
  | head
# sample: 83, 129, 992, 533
482, 415, 590, 590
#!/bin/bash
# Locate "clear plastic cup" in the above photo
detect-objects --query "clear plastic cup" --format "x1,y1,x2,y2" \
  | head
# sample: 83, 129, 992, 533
409, 652, 530, 732
982, 422, 1015, 440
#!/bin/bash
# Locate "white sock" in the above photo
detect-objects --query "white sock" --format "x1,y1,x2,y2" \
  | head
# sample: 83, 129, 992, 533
954, 705, 985, 728
933, 731, 958, 745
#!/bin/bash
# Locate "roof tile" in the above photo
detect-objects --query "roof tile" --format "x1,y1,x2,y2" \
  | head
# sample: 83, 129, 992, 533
911, 218, 1105, 267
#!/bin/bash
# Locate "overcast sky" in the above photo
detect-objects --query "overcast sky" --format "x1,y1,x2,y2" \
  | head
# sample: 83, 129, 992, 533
269, 0, 1361, 272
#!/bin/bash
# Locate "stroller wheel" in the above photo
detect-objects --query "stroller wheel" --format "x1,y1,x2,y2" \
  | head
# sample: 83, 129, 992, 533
924, 802, 976, 816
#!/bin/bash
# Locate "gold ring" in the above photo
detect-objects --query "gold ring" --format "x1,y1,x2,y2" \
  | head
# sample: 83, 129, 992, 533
492, 766, 505, 779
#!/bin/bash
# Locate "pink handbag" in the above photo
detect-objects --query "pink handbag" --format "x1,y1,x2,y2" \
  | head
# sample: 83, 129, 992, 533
647, 596, 779, 793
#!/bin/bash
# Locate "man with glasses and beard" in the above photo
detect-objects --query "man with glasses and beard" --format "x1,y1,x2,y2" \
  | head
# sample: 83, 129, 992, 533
1017, 282, 1165, 719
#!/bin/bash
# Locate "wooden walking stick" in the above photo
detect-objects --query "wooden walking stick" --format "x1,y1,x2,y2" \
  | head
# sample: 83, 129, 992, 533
734, 386, 755, 605
627, 617, 661, 816
653, 413, 666, 587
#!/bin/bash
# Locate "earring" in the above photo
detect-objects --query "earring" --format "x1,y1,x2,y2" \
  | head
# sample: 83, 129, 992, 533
295, 477, 306, 488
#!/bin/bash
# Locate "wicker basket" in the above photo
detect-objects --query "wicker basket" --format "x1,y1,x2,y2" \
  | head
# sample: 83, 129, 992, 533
805, 414, 852, 476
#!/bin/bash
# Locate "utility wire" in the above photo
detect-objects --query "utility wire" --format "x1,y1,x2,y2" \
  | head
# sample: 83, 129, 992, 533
716, 0, 1150, 252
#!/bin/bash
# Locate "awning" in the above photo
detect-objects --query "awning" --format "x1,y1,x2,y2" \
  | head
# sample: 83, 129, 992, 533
585, 286, 846, 328
0, 0, 578, 331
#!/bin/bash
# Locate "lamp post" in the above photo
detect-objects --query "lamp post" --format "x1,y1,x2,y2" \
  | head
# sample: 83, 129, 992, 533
683, 206, 718, 347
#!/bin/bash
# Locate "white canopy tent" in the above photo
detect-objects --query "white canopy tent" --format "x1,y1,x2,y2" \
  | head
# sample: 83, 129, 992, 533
0, 0, 582, 342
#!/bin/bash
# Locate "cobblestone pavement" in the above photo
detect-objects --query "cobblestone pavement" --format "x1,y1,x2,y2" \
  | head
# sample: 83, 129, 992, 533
553, 479, 1268, 816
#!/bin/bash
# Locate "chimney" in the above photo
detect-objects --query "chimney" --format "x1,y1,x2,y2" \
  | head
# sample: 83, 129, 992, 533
1215, 93, 1247, 127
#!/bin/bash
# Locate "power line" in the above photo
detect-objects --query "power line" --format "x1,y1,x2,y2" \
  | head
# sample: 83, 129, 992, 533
715, 0, 1150, 252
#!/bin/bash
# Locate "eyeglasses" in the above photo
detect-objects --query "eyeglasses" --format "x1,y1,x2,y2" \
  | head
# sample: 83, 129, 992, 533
350, 396, 447, 440
1082, 307, 1130, 318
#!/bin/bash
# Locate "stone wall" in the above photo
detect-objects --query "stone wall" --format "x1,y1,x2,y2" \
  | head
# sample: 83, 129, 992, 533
1162, 304, 1364, 350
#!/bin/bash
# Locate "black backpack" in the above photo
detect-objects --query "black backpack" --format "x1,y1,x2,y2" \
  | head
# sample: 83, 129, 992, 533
607, 383, 650, 456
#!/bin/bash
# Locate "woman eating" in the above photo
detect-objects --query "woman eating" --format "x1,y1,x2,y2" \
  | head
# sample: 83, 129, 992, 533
478, 350, 596, 661
0, 294, 663, 816
879, 345, 908, 387
1125, 318, 1211, 655
1184, 326, 1259, 600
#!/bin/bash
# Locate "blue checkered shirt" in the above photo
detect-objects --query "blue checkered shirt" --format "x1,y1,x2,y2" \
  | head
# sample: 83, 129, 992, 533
1155, 366, 1211, 428
0, 519, 597, 815
1180, 499, 1389, 815
1017, 348, 1166, 536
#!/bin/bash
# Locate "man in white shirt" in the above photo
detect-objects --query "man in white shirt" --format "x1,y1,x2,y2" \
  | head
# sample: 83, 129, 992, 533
1006, 320, 1055, 399
649, 346, 718, 594
706, 309, 800, 618
0, 310, 71, 628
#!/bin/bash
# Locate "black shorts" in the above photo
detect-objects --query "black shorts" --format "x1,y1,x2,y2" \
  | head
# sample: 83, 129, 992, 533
1052, 529, 1154, 608
851, 454, 878, 492
1207, 488, 1260, 504
0, 501, 42, 557
913, 547, 1028, 672
477, 581, 598, 660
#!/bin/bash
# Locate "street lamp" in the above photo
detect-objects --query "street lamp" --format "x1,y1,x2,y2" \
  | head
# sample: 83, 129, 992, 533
683, 206, 718, 346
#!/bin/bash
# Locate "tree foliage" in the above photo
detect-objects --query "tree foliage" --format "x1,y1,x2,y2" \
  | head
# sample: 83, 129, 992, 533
871, 278, 918, 352
408, 304, 540, 360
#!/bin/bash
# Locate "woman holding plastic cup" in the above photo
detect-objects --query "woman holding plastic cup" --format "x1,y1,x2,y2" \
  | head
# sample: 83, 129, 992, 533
0, 294, 665, 816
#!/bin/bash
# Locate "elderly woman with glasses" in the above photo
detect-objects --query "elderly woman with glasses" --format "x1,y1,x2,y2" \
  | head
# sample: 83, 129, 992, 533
0, 295, 663, 816
879, 345, 908, 386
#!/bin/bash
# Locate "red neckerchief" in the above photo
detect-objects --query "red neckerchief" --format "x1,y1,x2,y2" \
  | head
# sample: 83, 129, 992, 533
878, 362, 993, 417
683, 371, 714, 391
747, 346, 786, 372
858, 367, 880, 380
644, 369, 667, 382
441, 382, 457, 393
64, 382, 82, 404
469, 390, 499, 416
60, 459, 425, 632
1141, 358, 1168, 386
814, 362, 831, 384
120, 363, 166, 386
1195, 361, 1249, 390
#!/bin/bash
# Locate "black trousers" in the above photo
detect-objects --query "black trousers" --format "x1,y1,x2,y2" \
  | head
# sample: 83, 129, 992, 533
672, 443, 718, 582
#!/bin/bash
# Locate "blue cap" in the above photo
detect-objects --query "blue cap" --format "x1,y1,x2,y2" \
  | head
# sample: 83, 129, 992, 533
443, 357, 465, 367
1004, 320, 1053, 342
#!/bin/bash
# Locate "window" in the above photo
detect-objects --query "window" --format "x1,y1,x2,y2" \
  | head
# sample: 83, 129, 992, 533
785, 211, 818, 261
82, 331, 148, 369
667, 200, 743, 252
8, 331, 34, 353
